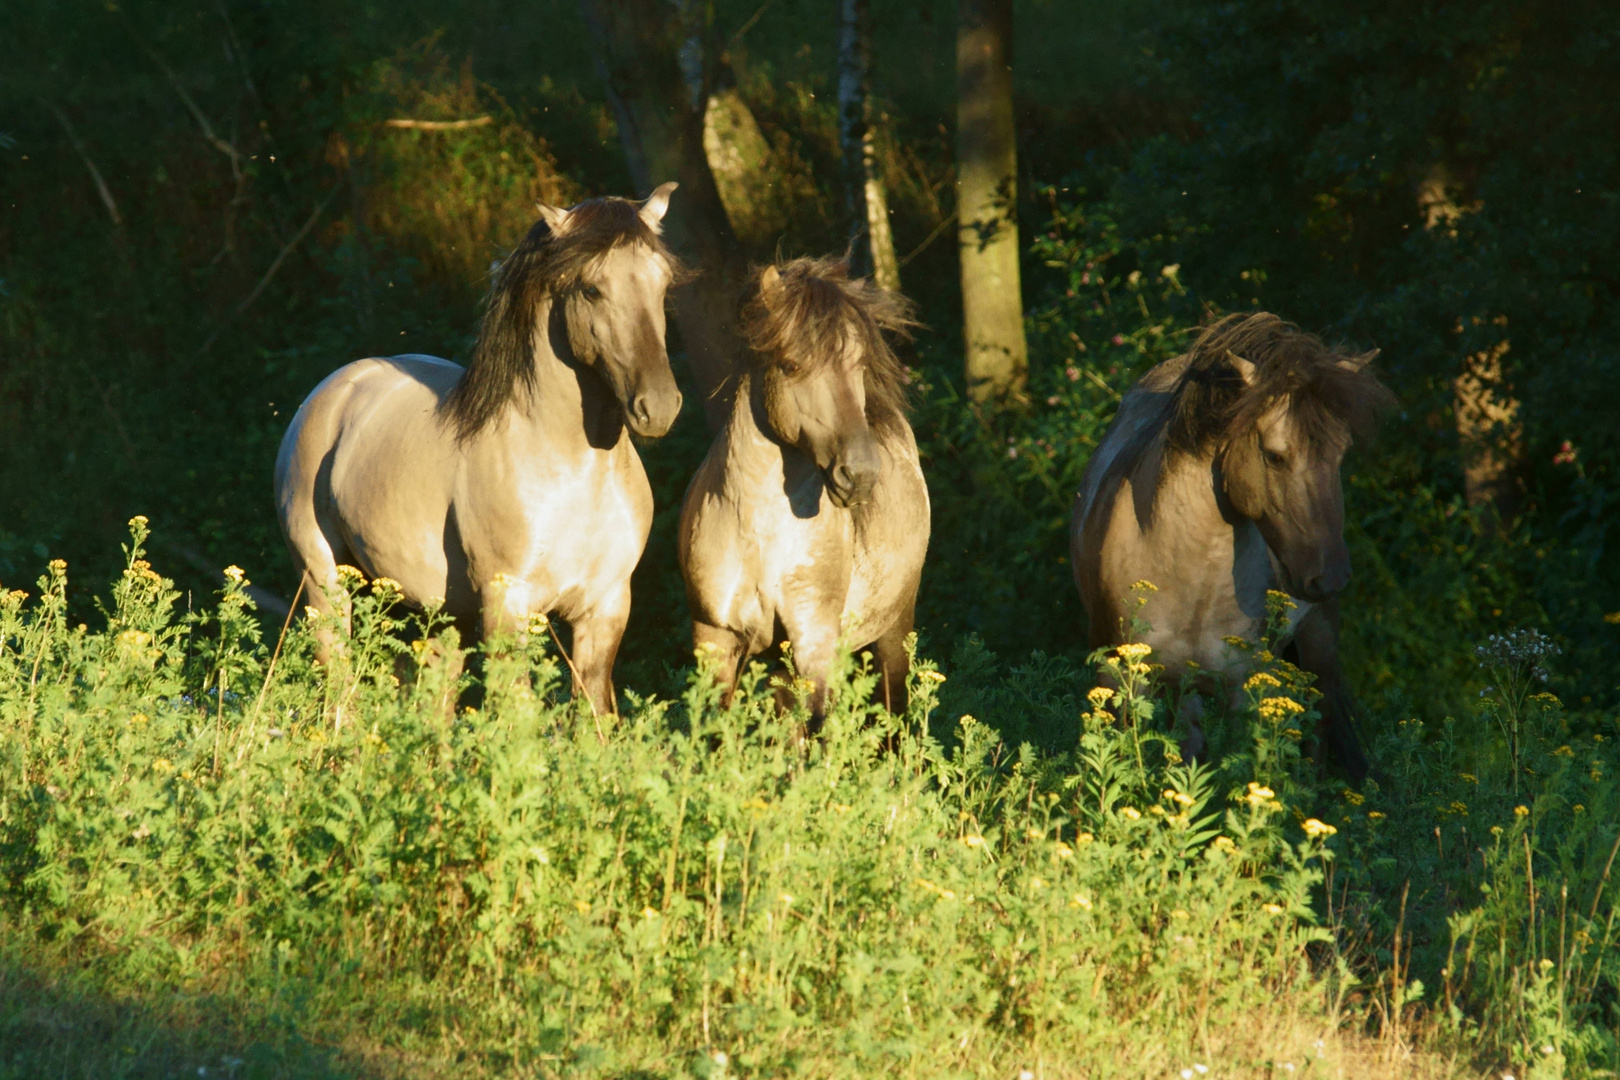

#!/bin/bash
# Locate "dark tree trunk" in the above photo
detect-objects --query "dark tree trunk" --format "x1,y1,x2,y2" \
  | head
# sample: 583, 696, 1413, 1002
837, 0, 899, 290
579, 0, 748, 428
956, 0, 1027, 403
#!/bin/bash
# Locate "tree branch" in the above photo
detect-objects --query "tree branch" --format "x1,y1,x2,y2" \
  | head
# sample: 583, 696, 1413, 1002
39, 99, 122, 226
195, 184, 342, 356
383, 116, 493, 131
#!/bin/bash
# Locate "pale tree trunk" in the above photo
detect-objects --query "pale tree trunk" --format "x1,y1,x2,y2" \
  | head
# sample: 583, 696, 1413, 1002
956, 0, 1027, 404
579, 0, 749, 428
1419, 164, 1523, 525
837, 0, 900, 290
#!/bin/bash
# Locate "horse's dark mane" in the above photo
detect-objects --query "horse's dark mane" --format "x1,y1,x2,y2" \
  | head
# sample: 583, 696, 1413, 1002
739, 256, 919, 437
441, 198, 676, 441
1165, 312, 1395, 457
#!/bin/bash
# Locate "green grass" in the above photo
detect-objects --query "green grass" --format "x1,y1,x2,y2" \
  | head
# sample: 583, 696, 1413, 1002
0, 522, 1614, 1078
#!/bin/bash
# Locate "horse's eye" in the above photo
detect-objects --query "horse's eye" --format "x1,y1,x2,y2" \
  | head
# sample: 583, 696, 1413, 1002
779, 360, 799, 377
581, 284, 601, 300
1263, 449, 1287, 469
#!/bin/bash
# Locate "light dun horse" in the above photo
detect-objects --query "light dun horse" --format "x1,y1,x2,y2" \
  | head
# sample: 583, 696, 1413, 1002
276, 185, 682, 711
679, 257, 928, 718
1070, 312, 1395, 776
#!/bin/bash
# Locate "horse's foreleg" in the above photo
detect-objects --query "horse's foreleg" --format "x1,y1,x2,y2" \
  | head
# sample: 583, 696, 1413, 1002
870, 599, 917, 716
1292, 601, 1370, 782
570, 603, 629, 717
692, 621, 748, 706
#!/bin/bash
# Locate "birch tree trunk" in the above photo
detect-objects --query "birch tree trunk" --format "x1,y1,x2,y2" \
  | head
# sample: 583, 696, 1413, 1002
837, 0, 900, 290
579, 0, 748, 428
956, 0, 1027, 403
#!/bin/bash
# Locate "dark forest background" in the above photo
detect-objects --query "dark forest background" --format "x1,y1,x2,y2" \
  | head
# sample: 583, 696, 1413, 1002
3, 0, 1619, 729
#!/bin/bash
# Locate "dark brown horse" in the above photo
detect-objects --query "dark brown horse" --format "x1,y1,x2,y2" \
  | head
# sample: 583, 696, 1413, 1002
678, 257, 928, 717
1070, 312, 1395, 776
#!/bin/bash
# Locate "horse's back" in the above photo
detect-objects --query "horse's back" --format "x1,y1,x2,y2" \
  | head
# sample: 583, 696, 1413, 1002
1070, 354, 1187, 645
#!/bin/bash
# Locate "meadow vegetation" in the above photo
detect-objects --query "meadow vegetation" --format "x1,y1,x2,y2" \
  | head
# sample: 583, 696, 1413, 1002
4, 0, 1620, 1076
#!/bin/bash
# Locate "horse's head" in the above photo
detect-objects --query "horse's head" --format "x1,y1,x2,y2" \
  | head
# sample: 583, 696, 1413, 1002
541, 184, 683, 437
443, 185, 685, 443
744, 259, 916, 509
1170, 313, 1396, 603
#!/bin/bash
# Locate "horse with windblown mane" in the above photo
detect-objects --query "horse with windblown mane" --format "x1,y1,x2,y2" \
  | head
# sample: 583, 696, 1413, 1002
1070, 312, 1396, 777
275, 184, 682, 713
679, 257, 928, 720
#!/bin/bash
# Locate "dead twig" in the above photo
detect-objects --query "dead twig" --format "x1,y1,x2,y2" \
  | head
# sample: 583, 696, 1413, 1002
39, 99, 122, 226
195, 184, 343, 356
153, 537, 292, 619
383, 116, 493, 131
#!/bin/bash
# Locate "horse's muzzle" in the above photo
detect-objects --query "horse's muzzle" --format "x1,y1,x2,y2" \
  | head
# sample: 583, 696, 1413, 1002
626, 388, 683, 438
825, 454, 880, 509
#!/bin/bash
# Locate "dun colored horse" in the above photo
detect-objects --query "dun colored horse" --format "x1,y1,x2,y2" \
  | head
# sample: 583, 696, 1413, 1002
1070, 312, 1395, 776
275, 185, 682, 711
679, 257, 928, 717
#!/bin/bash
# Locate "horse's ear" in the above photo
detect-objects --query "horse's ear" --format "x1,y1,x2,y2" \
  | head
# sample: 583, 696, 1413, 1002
639, 181, 678, 231
1225, 350, 1258, 385
759, 263, 783, 297
536, 201, 572, 234
1339, 348, 1379, 372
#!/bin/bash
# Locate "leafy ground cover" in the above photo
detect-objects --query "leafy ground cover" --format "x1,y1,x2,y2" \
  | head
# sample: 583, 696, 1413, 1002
0, 523, 1614, 1078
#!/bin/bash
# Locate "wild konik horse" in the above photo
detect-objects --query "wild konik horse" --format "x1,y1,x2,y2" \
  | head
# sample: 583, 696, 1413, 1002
1070, 312, 1395, 776
679, 257, 928, 718
276, 185, 682, 711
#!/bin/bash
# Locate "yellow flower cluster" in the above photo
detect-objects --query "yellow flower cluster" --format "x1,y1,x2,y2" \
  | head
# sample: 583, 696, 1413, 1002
1343, 790, 1365, 806
1070, 892, 1094, 910
1120, 807, 1142, 821
1245, 782, 1276, 808
128, 515, 149, 529
1262, 902, 1286, 915
1129, 579, 1160, 593
1115, 643, 1153, 661
1087, 686, 1115, 708
1244, 671, 1283, 691
1212, 836, 1236, 853
1163, 788, 1195, 808
1553, 744, 1574, 757
1258, 696, 1305, 722
1302, 818, 1337, 839
224, 565, 246, 584
918, 670, 947, 684
336, 565, 367, 585
916, 878, 958, 902
1514, 805, 1530, 818
962, 834, 986, 848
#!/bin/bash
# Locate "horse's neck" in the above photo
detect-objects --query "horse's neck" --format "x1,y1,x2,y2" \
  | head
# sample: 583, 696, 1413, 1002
718, 375, 819, 497
501, 299, 618, 450
1134, 438, 1244, 561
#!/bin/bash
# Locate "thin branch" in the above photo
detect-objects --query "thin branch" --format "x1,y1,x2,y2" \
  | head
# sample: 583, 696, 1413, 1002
143, 43, 243, 171
196, 184, 342, 356
729, 0, 773, 45
383, 116, 493, 131
39, 99, 122, 226
897, 209, 956, 269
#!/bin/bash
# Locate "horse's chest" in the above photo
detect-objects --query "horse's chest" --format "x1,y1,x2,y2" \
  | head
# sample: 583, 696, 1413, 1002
460, 453, 650, 598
